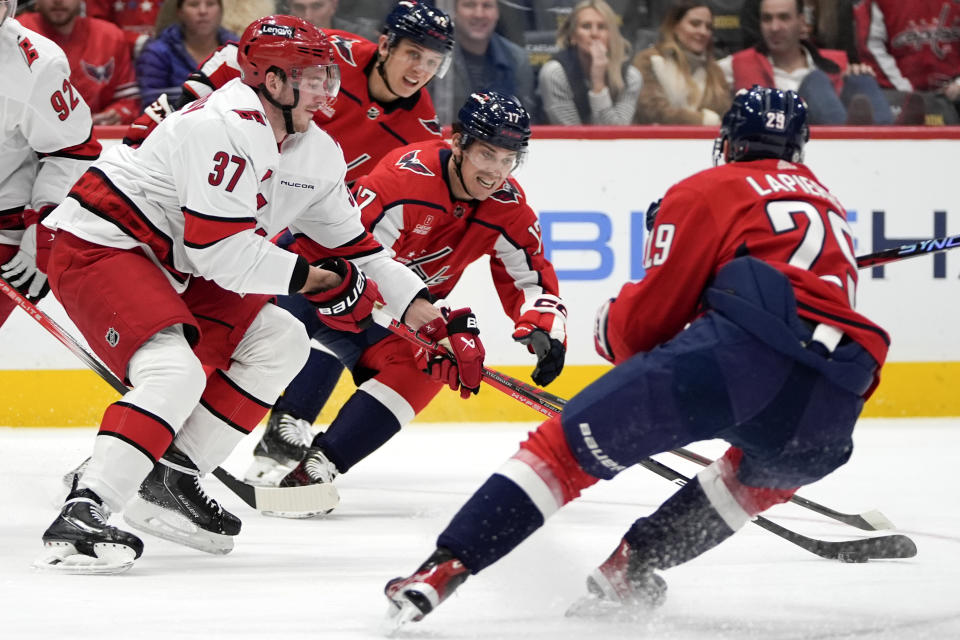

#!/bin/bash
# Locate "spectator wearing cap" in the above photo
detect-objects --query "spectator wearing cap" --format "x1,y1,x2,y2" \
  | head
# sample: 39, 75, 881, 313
136, 0, 238, 107
538, 0, 643, 124
633, 0, 731, 124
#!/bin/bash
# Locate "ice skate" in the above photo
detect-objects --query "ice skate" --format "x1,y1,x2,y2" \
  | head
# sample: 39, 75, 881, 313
35, 483, 144, 575
566, 539, 667, 619
123, 448, 241, 554
384, 547, 470, 630
243, 411, 314, 486
265, 446, 340, 518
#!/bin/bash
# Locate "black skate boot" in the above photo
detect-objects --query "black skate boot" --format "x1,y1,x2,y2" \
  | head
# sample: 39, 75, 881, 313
264, 446, 340, 518
123, 447, 241, 555
565, 538, 667, 618
36, 482, 144, 574
384, 547, 470, 629
244, 411, 314, 486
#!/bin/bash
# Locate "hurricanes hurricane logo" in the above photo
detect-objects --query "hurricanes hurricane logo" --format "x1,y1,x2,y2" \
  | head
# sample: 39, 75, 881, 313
396, 150, 435, 176
419, 117, 442, 136
330, 35, 360, 66
490, 180, 520, 204
82, 58, 115, 84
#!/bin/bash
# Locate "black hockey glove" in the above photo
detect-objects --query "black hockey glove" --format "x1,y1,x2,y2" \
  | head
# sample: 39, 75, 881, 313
524, 329, 566, 387
645, 198, 662, 231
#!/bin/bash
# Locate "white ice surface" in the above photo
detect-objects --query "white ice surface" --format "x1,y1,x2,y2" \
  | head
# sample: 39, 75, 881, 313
1, 419, 958, 640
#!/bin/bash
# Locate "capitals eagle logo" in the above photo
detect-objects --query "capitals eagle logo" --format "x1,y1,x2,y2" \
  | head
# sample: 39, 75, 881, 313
396, 149, 435, 176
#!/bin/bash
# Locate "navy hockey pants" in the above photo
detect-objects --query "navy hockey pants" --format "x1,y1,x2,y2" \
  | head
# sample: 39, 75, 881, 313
561, 309, 877, 489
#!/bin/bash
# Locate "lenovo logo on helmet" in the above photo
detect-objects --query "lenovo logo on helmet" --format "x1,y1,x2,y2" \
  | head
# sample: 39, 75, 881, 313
260, 24, 294, 38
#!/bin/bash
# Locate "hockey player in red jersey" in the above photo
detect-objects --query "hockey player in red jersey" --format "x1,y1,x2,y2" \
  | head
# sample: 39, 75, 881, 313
122, 0, 453, 186
1, 0, 101, 331
264, 91, 566, 515
34, 15, 453, 574
383, 86, 889, 626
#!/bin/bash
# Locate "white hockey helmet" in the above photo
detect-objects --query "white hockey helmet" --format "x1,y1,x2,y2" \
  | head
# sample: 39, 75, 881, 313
0, 0, 18, 27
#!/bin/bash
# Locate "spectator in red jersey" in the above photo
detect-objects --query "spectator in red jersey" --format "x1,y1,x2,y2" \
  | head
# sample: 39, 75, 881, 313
717, 0, 892, 124
854, 0, 960, 123
136, 0, 237, 107
19, 0, 140, 124
633, 0, 732, 125
86, 0, 161, 59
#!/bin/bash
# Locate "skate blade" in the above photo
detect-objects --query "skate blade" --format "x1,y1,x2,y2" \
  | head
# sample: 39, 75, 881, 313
381, 600, 423, 636
565, 594, 658, 621
123, 498, 234, 555
33, 541, 136, 575
258, 483, 340, 518
243, 456, 295, 487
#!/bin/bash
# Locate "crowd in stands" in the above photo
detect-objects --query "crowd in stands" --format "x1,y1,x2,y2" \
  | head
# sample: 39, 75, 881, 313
12, 0, 960, 126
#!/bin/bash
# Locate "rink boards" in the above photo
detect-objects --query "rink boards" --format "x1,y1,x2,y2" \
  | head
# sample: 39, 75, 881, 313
2, 127, 958, 425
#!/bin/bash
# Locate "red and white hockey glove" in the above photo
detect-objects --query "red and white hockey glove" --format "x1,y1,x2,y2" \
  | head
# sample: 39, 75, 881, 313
122, 93, 172, 148
512, 294, 567, 386
304, 257, 381, 333
1, 221, 50, 303
593, 298, 616, 364
415, 307, 485, 399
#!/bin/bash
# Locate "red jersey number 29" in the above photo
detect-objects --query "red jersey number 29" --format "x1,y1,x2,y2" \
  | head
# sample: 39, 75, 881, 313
766, 200, 858, 306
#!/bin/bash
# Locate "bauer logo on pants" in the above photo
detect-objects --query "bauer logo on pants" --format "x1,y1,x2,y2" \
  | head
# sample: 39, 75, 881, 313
105, 328, 120, 348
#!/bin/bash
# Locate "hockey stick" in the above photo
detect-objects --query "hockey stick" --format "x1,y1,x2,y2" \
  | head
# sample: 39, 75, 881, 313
376, 313, 909, 551
855, 233, 960, 268
667, 447, 894, 531
638, 457, 915, 562
0, 276, 335, 515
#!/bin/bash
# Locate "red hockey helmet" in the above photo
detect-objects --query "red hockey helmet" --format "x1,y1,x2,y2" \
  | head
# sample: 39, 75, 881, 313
237, 15, 340, 105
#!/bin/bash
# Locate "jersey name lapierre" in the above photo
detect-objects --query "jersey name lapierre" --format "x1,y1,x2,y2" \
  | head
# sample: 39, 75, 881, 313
745, 170, 844, 212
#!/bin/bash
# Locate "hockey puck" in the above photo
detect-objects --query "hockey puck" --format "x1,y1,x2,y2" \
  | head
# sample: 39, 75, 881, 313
837, 551, 869, 563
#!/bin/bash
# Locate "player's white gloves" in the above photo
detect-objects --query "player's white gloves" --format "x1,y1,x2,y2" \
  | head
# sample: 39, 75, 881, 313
1, 223, 50, 302
512, 294, 567, 386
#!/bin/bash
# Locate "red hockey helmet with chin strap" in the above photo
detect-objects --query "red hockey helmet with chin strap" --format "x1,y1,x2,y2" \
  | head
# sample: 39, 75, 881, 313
237, 14, 340, 108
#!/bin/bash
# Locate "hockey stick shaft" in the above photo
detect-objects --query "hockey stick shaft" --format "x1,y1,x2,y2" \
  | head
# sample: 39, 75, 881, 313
668, 446, 894, 531
1, 276, 330, 514
379, 314, 899, 537
638, 456, 915, 561
855, 233, 960, 268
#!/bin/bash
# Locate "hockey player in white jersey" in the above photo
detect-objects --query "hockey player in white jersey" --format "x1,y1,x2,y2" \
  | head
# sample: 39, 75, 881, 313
35, 14, 461, 574
0, 0, 100, 327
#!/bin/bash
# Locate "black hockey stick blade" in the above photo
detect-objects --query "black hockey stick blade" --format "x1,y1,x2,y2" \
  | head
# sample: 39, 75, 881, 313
750, 517, 917, 562
669, 447, 895, 531
637, 458, 917, 562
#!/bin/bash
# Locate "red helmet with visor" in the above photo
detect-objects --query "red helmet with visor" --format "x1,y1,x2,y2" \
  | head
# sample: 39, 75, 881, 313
238, 15, 340, 109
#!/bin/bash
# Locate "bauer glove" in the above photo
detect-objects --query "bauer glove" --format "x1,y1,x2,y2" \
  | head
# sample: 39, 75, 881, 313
512, 294, 567, 386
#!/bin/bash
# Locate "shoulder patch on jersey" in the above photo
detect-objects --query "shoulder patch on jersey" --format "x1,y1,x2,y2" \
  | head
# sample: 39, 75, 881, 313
396, 149, 435, 176
82, 58, 115, 84
18, 37, 39, 68
489, 180, 521, 204
419, 117, 442, 136
233, 109, 267, 125
330, 35, 360, 67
